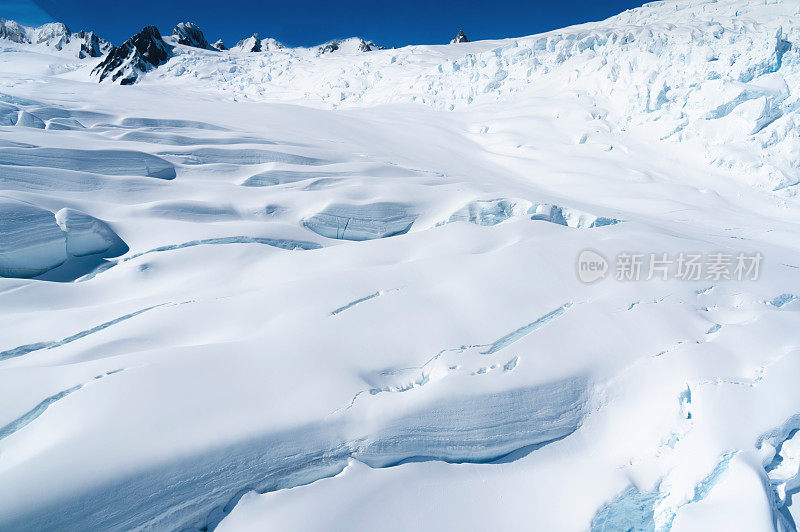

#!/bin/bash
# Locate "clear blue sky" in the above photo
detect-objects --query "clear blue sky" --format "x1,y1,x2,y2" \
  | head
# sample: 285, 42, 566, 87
7, 0, 647, 48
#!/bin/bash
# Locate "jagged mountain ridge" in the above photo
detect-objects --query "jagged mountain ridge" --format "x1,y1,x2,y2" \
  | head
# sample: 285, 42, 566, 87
0, 18, 459, 85
173, 22, 211, 50
90, 22, 387, 83
450, 29, 470, 43
92, 25, 172, 84
232, 33, 285, 53
0, 18, 110, 58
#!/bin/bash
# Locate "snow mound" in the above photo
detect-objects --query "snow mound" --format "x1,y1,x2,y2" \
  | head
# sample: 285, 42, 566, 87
530, 204, 621, 229
446, 198, 532, 226
161, 147, 324, 166
443, 199, 620, 228
0, 147, 176, 179
303, 202, 417, 240
55, 208, 126, 258
0, 201, 126, 278
242, 169, 344, 187
0, 199, 67, 278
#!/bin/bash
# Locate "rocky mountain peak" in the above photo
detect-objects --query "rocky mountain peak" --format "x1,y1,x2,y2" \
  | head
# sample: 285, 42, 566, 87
450, 30, 469, 43
173, 22, 211, 49
236, 33, 262, 52
0, 18, 110, 57
92, 25, 171, 85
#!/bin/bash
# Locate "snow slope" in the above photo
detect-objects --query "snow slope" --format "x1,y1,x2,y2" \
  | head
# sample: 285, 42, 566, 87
0, 0, 800, 530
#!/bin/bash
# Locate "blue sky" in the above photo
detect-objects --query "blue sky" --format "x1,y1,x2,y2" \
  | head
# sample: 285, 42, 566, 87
6, 0, 647, 47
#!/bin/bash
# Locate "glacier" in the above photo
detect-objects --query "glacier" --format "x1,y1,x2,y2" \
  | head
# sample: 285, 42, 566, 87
1, 0, 800, 530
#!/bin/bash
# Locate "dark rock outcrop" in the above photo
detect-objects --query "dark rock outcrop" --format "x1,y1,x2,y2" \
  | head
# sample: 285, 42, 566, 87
317, 38, 381, 54
129, 26, 171, 64
318, 41, 339, 54
212, 39, 226, 51
74, 30, 110, 58
172, 22, 210, 49
92, 26, 171, 85
357, 39, 379, 52
450, 30, 470, 43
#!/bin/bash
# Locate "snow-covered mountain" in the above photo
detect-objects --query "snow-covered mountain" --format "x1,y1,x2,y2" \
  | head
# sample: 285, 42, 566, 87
1, 1, 800, 531
232, 32, 285, 52
450, 29, 470, 43
317, 37, 382, 53
172, 22, 212, 50
0, 18, 110, 58
92, 25, 172, 84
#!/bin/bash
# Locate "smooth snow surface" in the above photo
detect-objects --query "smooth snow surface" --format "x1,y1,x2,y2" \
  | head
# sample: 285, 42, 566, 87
1, 0, 800, 530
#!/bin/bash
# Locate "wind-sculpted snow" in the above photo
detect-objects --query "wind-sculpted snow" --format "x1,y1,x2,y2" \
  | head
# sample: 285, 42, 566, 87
45, 118, 84, 131
1, 376, 589, 531
20, 105, 111, 124
117, 116, 228, 130
0, 201, 127, 279
446, 198, 532, 226
303, 202, 417, 240
242, 169, 345, 187
100, 0, 799, 190
0, 165, 161, 192
0, 199, 66, 277
161, 147, 326, 166
14, 111, 44, 129
444, 199, 621, 228
144, 201, 240, 221
116, 130, 275, 146
2, 1, 800, 531
0, 147, 176, 179
55, 208, 127, 257
357, 377, 588, 468
0, 102, 18, 126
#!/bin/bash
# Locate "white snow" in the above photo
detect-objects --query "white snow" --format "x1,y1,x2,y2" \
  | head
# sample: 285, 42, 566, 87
0, 198, 67, 277
1, 0, 800, 530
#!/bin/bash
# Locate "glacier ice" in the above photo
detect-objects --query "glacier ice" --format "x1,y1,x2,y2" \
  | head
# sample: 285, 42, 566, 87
303, 202, 417, 240
0, 199, 67, 278
0, 0, 799, 530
